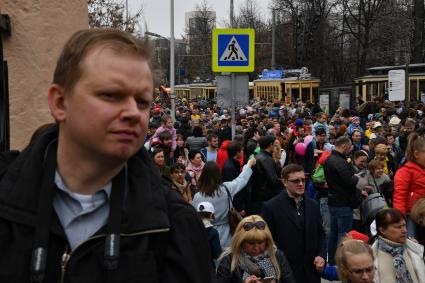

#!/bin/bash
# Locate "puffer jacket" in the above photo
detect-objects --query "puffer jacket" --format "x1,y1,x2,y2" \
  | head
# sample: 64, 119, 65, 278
394, 161, 425, 214
216, 249, 296, 283
0, 126, 215, 283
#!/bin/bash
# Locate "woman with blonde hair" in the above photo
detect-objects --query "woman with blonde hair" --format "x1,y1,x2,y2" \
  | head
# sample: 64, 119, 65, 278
216, 215, 295, 283
335, 238, 375, 283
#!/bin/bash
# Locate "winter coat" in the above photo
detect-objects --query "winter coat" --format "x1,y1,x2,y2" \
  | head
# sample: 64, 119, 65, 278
324, 150, 360, 208
371, 238, 425, 283
216, 249, 296, 283
192, 165, 253, 247
262, 191, 326, 283
185, 136, 207, 152
0, 126, 215, 283
394, 161, 425, 214
250, 150, 283, 203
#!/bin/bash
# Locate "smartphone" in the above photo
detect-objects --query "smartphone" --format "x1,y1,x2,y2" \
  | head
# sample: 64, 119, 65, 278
259, 277, 275, 283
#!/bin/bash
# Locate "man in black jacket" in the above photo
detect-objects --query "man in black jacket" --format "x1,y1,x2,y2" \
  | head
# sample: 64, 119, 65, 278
250, 135, 282, 214
262, 164, 326, 283
0, 29, 214, 283
324, 136, 360, 264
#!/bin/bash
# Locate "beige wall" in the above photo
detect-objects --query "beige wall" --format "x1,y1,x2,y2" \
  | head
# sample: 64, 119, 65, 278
2, 1, 87, 149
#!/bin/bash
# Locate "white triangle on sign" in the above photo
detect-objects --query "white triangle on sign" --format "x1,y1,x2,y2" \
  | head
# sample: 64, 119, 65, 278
219, 36, 247, 62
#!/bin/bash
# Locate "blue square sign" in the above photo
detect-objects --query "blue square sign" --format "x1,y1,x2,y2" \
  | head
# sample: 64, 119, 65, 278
212, 29, 255, 72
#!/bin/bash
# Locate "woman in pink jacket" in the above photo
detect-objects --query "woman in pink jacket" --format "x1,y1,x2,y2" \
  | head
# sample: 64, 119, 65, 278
394, 132, 425, 237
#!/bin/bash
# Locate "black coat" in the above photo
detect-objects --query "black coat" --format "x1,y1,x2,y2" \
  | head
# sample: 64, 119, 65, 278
324, 150, 360, 208
0, 126, 215, 283
251, 151, 282, 203
216, 250, 296, 283
261, 191, 326, 283
222, 158, 241, 182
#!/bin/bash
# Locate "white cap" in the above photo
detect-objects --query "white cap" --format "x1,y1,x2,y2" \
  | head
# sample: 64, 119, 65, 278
373, 121, 382, 129
197, 202, 215, 214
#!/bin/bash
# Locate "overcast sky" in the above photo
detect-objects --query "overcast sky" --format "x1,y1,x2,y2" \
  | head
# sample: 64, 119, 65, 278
129, 0, 272, 39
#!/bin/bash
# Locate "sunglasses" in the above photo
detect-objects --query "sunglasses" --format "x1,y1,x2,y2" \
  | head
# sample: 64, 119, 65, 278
286, 178, 306, 184
243, 221, 266, 231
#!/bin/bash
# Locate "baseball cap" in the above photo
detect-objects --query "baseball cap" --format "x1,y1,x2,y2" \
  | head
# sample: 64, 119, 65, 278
372, 121, 382, 129
197, 202, 215, 214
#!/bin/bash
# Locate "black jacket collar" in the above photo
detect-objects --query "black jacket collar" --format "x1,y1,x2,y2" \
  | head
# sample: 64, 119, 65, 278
0, 125, 170, 234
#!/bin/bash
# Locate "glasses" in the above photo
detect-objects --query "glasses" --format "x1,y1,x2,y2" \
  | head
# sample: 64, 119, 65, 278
349, 266, 375, 275
286, 178, 306, 184
243, 221, 266, 231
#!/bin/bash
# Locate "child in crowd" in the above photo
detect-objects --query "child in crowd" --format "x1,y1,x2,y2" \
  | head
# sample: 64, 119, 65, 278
313, 112, 329, 139
196, 202, 222, 269
151, 115, 177, 153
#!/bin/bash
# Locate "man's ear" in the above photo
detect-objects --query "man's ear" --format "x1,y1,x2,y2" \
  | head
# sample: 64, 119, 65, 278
48, 84, 67, 122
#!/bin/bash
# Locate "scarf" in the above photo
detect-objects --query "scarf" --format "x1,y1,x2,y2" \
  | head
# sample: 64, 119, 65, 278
172, 180, 187, 195
238, 250, 277, 280
377, 236, 413, 283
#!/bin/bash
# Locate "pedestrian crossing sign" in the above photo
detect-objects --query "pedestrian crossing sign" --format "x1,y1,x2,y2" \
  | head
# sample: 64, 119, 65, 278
212, 29, 255, 72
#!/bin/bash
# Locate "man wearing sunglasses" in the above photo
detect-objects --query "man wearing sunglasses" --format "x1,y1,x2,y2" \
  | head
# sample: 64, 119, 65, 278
262, 164, 326, 283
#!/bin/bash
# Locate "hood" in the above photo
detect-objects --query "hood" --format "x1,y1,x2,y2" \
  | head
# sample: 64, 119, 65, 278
220, 140, 231, 150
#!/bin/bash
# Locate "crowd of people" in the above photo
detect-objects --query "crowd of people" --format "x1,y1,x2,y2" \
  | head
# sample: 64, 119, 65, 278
148, 94, 425, 282
1, 27, 425, 283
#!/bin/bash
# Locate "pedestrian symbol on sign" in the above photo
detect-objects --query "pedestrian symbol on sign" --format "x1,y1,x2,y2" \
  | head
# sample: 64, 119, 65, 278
219, 36, 247, 62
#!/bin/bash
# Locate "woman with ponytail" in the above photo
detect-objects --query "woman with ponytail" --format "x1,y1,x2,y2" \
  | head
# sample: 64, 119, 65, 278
394, 132, 425, 237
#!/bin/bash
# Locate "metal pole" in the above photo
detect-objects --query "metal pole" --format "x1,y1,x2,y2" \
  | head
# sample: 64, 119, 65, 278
230, 0, 234, 27
272, 9, 276, 69
170, 0, 176, 122
125, 0, 129, 27
230, 0, 235, 139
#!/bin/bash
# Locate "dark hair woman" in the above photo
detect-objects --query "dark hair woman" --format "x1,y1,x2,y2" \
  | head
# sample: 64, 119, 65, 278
371, 208, 425, 283
192, 158, 256, 248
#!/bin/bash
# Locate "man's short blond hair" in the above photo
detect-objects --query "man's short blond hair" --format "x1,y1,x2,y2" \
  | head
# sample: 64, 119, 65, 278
53, 28, 152, 91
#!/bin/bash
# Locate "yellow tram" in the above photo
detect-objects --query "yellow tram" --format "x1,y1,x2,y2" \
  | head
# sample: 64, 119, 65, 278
354, 63, 425, 102
253, 78, 321, 103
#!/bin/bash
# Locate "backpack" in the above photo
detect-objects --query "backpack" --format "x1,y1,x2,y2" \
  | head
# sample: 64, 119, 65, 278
311, 164, 326, 184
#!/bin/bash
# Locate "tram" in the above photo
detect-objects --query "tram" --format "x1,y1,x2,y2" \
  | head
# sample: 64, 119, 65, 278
354, 63, 425, 102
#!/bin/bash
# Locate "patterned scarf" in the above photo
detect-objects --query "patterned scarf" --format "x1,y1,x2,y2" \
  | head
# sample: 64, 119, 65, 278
238, 250, 277, 280
377, 236, 413, 283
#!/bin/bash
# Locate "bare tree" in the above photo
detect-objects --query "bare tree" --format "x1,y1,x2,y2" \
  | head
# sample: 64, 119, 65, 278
184, 0, 216, 81
411, 0, 424, 63
88, 0, 143, 34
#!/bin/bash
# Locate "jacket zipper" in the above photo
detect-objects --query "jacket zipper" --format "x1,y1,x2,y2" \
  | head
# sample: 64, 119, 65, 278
58, 228, 170, 282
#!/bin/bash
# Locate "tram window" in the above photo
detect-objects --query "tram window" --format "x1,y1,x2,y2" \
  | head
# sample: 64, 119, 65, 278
419, 80, 425, 100
302, 88, 310, 102
410, 80, 418, 101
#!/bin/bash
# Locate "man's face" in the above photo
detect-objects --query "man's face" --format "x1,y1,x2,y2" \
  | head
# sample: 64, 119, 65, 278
50, 47, 153, 162
162, 138, 172, 148
387, 135, 395, 146
316, 133, 326, 144
170, 169, 185, 184
405, 124, 415, 134
352, 132, 362, 143
354, 156, 367, 169
209, 137, 218, 149
283, 171, 305, 199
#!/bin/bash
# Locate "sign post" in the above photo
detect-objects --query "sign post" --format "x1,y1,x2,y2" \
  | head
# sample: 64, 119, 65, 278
212, 28, 255, 138
388, 69, 406, 101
